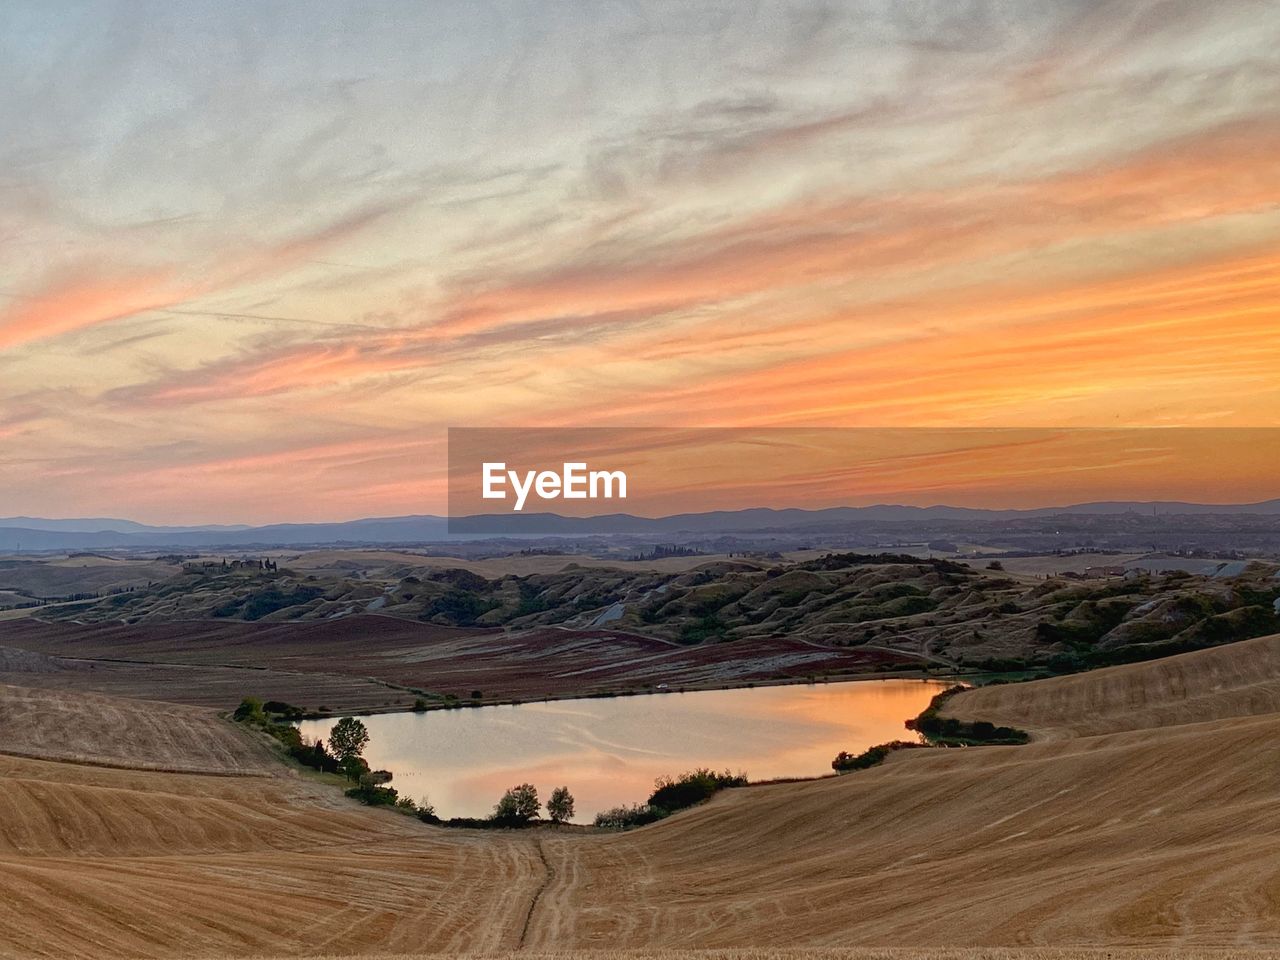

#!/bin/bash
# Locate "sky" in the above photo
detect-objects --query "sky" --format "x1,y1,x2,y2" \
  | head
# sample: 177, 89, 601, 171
1, 0, 1279, 524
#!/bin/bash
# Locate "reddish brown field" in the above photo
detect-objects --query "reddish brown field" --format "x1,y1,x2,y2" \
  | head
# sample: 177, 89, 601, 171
0, 616, 911, 711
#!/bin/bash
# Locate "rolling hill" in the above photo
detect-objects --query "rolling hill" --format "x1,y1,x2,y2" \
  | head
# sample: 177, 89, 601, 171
2, 635, 1280, 957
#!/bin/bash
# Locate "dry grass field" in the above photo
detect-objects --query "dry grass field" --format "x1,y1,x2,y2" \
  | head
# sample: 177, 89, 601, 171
0, 556, 182, 602
232, 953, 1280, 960
945, 633, 1280, 739
0, 683, 277, 772
280, 550, 790, 579
2, 636, 1280, 958
955, 554, 1146, 576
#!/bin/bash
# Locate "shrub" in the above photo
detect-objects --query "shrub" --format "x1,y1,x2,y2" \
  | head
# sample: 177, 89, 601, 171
345, 772, 398, 806
832, 740, 925, 773
288, 738, 340, 774
648, 768, 747, 814
262, 700, 305, 719
907, 686, 1029, 745
239, 585, 324, 620
232, 697, 266, 724
421, 588, 499, 625
593, 803, 666, 829
339, 755, 371, 782
415, 796, 438, 823
679, 615, 728, 644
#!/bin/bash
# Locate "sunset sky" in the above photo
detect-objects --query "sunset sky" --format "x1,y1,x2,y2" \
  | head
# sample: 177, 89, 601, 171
2, 1, 1279, 523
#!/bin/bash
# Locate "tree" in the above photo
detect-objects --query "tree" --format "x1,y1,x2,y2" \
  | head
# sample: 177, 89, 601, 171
493, 783, 540, 823
232, 697, 266, 724
546, 786, 575, 824
328, 717, 370, 779
339, 754, 370, 782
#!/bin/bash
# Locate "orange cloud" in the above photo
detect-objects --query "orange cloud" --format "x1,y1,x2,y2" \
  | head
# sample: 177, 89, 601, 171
0, 268, 188, 351
580, 245, 1280, 428
97, 118, 1280, 423
0, 201, 398, 354
16, 118, 1278, 521
143, 344, 381, 403
431, 117, 1280, 341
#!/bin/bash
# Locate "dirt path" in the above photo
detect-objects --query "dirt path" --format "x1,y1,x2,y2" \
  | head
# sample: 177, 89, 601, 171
518, 836, 555, 948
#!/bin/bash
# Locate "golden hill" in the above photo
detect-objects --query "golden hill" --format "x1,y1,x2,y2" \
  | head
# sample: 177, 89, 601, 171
2, 636, 1280, 957
0, 682, 277, 773
943, 633, 1280, 739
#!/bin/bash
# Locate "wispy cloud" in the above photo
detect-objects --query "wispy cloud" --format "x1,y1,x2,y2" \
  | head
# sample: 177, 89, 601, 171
103, 117, 1280, 416
0, 199, 400, 351
0, 268, 186, 350
2, 0, 1278, 521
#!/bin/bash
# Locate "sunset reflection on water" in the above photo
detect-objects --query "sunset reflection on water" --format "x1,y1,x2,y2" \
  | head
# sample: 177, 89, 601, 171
299, 679, 951, 821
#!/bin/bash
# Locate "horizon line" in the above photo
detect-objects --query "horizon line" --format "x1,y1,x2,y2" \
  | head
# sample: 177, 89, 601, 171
7, 493, 1280, 531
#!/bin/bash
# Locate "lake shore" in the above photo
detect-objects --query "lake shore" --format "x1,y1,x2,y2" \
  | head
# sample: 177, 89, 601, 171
298, 676, 954, 821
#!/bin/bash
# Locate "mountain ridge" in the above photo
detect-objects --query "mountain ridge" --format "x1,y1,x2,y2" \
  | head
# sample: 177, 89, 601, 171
2, 498, 1278, 550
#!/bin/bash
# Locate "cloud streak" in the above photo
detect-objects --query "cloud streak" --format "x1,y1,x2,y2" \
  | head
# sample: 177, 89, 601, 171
2, 0, 1279, 521
104, 117, 1280, 413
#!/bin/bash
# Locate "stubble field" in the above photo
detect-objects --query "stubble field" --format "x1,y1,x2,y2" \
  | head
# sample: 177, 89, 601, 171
1, 635, 1279, 957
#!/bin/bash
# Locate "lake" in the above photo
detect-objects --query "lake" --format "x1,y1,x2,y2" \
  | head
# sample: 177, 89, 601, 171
298, 678, 951, 822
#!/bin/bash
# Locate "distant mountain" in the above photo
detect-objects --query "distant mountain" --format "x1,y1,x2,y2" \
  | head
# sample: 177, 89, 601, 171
0, 516, 450, 551
0, 517, 251, 534
2, 499, 1278, 551
451, 499, 1280, 534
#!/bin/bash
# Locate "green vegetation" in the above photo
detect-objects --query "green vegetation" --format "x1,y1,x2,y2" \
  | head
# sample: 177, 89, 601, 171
832, 740, 926, 773
679, 613, 728, 644
592, 767, 749, 829
647, 768, 747, 814
907, 686, 1030, 745
213, 584, 324, 620
593, 803, 666, 829
493, 783, 541, 824
328, 716, 371, 781
421, 587, 500, 625
832, 686, 1033, 773
46, 552, 1280, 693
345, 773, 399, 806
232, 697, 342, 774
546, 786, 575, 824
235, 711, 411, 811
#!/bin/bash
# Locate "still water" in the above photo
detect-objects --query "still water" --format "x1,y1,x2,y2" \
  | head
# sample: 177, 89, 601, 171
299, 679, 950, 821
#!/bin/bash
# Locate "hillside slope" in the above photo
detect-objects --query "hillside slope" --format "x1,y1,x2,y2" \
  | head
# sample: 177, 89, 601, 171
2, 637, 1280, 957
0, 683, 277, 773
944, 633, 1280, 739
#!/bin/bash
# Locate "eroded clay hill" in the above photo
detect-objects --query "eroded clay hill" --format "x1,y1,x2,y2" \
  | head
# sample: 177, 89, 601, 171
2, 636, 1280, 958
